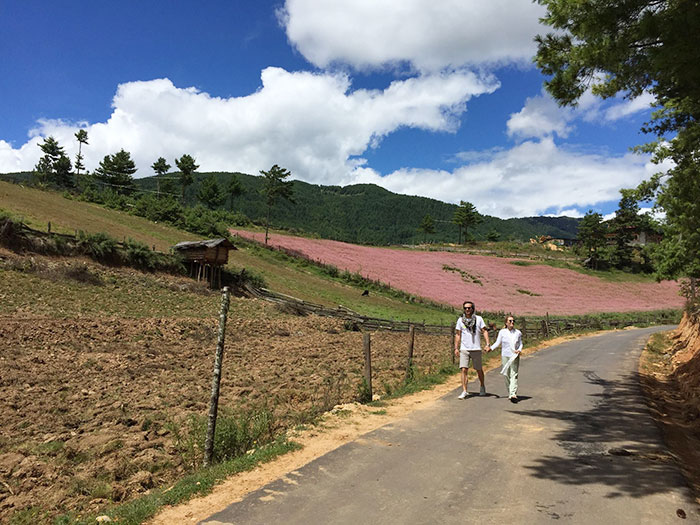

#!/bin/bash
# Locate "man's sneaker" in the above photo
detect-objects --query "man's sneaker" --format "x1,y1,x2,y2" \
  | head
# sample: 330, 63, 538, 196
458, 390, 468, 400
510, 396, 518, 404
479, 385, 486, 396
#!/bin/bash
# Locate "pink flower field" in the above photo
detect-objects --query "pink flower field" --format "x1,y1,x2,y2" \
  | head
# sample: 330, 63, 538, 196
231, 230, 684, 315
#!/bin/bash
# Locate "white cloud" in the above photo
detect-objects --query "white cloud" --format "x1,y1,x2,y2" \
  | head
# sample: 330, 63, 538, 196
0, 70, 498, 183
349, 138, 658, 218
507, 92, 572, 140
280, 0, 547, 72
507, 88, 658, 141
604, 92, 656, 121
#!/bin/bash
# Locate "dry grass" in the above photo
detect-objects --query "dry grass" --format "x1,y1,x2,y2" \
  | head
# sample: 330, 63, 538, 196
0, 181, 200, 251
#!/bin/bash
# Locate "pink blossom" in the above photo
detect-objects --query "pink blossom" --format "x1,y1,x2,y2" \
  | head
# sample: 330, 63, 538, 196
231, 230, 683, 315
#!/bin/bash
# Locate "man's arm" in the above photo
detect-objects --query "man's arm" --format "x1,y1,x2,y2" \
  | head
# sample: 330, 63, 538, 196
482, 326, 491, 350
454, 330, 461, 356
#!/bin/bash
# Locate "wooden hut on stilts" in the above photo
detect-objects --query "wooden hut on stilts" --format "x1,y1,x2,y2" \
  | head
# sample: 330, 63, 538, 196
172, 238, 236, 289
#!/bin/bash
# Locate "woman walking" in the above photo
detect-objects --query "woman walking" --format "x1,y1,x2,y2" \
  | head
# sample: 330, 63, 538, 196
490, 316, 523, 403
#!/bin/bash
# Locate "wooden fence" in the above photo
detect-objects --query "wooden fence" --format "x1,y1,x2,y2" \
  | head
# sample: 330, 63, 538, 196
242, 284, 680, 341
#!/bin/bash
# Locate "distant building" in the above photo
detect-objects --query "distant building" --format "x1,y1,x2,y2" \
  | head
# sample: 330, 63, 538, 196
605, 227, 662, 246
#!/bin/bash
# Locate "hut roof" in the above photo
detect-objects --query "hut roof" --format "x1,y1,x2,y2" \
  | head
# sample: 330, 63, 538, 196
173, 238, 237, 251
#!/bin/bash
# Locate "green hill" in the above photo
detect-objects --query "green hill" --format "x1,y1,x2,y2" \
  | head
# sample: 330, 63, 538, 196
134, 171, 580, 245
0, 180, 457, 324
2, 170, 580, 245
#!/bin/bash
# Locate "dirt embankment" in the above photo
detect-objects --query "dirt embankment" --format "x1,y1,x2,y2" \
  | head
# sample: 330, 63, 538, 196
640, 312, 700, 500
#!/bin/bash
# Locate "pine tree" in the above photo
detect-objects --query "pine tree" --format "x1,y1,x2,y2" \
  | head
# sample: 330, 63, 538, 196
34, 136, 73, 188
535, 0, 700, 282
175, 154, 199, 203
578, 210, 607, 270
452, 201, 483, 244
197, 175, 225, 209
95, 149, 137, 195
151, 157, 171, 197
260, 164, 295, 244
74, 130, 88, 177
226, 174, 244, 211
418, 214, 436, 243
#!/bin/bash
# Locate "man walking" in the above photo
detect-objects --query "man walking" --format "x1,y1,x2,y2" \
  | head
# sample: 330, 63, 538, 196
454, 301, 491, 399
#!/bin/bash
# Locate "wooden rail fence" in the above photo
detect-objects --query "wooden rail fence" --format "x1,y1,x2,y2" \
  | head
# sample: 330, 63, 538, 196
242, 284, 680, 341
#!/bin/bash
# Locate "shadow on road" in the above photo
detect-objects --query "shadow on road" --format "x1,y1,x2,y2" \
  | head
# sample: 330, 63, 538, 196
514, 370, 689, 499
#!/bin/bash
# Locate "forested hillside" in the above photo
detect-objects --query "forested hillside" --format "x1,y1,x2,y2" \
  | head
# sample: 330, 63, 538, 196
2, 170, 579, 245
136, 171, 579, 245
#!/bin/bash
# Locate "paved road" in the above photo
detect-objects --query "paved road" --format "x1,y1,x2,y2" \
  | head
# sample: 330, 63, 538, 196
203, 327, 699, 524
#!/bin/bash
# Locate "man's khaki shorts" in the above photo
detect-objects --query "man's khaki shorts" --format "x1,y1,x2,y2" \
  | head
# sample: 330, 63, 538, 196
459, 350, 482, 370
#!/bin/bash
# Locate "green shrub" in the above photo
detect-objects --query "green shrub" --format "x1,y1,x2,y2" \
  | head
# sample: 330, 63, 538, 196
76, 231, 120, 264
168, 405, 277, 470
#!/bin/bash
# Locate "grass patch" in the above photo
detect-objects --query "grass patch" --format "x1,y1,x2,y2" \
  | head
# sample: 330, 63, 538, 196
646, 331, 673, 355
442, 264, 483, 286
516, 288, 541, 296
51, 437, 300, 525
509, 260, 533, 266
382, 360, 459, 399
0, 181, 200, 251
640, 330, 674, 373
168, 406, 277, 470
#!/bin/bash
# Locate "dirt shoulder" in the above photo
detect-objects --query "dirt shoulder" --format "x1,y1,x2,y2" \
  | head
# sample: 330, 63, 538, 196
147, 332, 600, 524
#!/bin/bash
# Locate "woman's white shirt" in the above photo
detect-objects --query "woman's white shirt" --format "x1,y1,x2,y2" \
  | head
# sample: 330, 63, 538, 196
491, 328, 523, 358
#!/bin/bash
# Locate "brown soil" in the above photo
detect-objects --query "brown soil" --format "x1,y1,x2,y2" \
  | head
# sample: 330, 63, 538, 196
0, 252, 456, 522
639, 313, 700, 502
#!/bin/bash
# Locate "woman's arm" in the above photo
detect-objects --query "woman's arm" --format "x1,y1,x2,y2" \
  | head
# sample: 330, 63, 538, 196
490, 329, 503, 350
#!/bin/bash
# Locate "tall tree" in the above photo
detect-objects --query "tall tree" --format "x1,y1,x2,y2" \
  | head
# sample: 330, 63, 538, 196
418, 214, 436, 243
94, 149, 137, 195
578, 210, 607, 270
74, 129, 88, 177
452, 201, 483, 244
226, 174, 244, 211
197, 175, 225, 209
175, 154, 198, 203
151, 157, 171, 197
34, 136, 73, 188
260, 164, 295, 244
534, 0, 700, 286
610, 189, 641, 270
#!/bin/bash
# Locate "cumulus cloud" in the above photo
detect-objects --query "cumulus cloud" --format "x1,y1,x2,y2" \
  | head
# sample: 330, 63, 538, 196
349, 138, 658, 218
0, 69, 498, 182
604, 92, 656, 121
279, 0, 547, 71
507, 93, 572, 140
507, 89, 658, 141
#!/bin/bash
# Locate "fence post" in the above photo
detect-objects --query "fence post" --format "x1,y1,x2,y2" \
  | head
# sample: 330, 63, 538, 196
521, 318, 527, 342
363, 333, 372, 402
203, 286, 231, 468
405, 325, 415, 382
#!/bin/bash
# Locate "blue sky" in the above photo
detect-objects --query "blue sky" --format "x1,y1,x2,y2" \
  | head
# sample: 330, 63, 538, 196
0, 1, 664, 218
